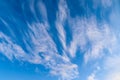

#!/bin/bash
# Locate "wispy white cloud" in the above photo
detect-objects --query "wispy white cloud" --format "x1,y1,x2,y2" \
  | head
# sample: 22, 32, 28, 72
26, 21, 79, 80
0, 32, 29, 61
0, 18, 16, 37
55, 0, 68, 52
87, 73, 96, 80
68, 16, 116, 63
0, 3, 79, 78
36, 1, 48, 21
87, 66, 100, 80
48, 54, 79, 80
0, 21, 79, 80
22, 0, 48, 22
68, 18, 87, 57
84, 20, 116, 63
1, 0, 117, 80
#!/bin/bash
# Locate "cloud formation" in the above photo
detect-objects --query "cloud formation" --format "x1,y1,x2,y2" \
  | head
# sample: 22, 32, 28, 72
0, 0, 120, 80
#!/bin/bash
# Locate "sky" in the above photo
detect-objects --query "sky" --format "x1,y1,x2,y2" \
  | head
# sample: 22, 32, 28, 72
0, 0, 120, 80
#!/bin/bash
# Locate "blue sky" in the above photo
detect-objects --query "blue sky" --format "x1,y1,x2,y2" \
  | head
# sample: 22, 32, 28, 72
0, 0, 120, 80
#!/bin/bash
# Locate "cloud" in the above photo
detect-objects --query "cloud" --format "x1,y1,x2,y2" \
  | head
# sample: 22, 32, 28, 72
48, 54, 79, 80
67, 16, 116, 64
0, 31, 42, 63
0, 0, 118, 80
87, 73, 96, 80
36, 1, 48, 21
68, 18, 87, 57
21, 0, 48, 22
55, 0, 68, 51
0, 21, 79, 80
0, 1, 79, 78
92, 44, 120, 80
84, 21, 116, 63
25, 22, 79, 80
87, 66, 100, 80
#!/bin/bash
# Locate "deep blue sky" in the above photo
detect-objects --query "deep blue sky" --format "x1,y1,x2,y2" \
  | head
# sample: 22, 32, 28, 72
0, 0, 120, 80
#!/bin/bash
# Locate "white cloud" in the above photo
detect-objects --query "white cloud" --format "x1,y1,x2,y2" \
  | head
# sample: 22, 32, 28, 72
26, 22, 79, 80
49, 56, 79, 80
27, 22, 57, 54
68, 18, 87, 57
0, 32, 29, 61
36, 1, 48, 21
22, 0, 48, 22
67, 16, 116, 64
88, 73, 96, 80
1, 0, 117, 80
55, 0, 68, 52
87, 65, 100, 80
0, 18, 16, 37
0, 18, 79, 80
84, 22, 113, 63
